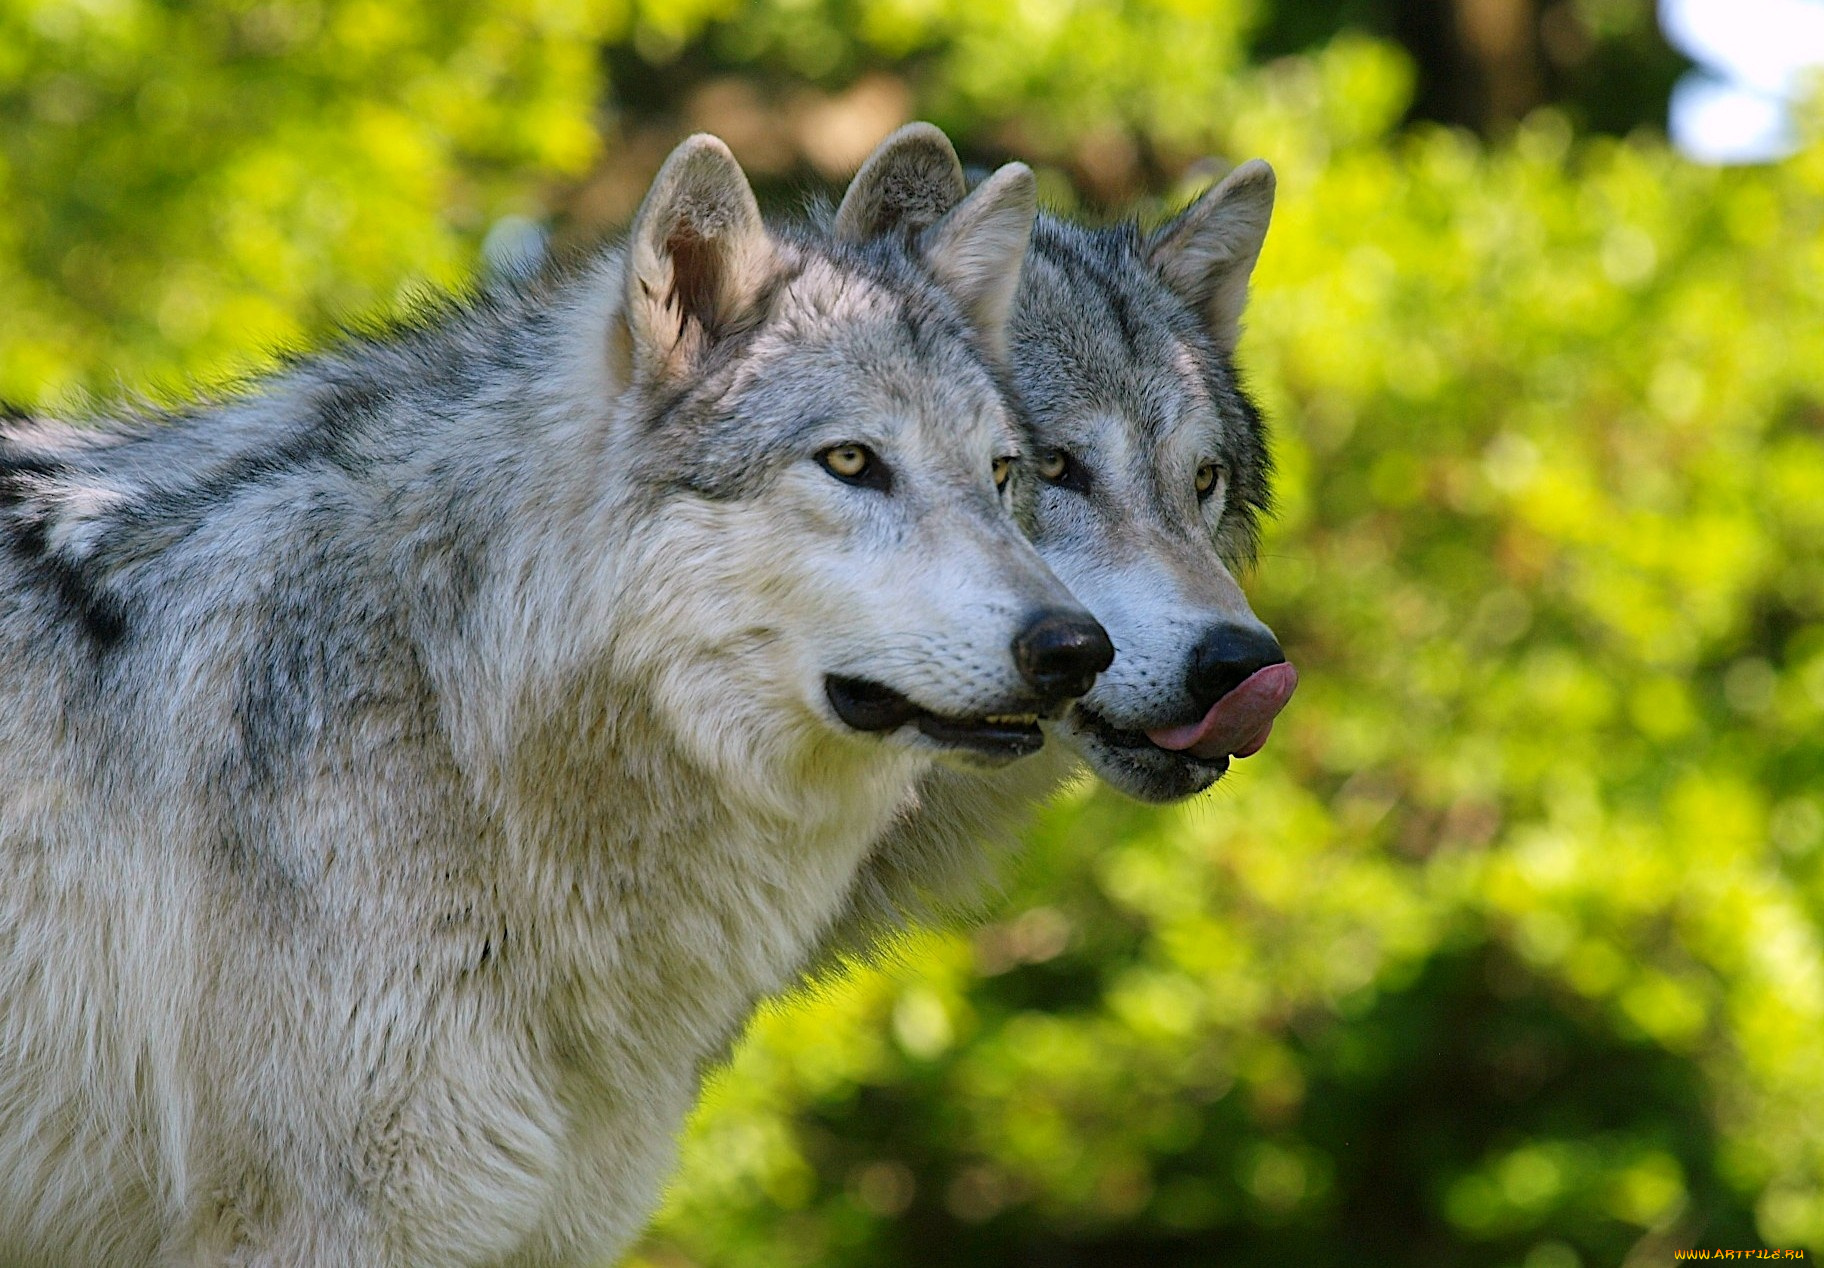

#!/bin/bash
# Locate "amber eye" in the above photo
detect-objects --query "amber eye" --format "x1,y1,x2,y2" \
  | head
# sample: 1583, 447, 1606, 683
820, 443, 875, 481
823, 445, 869, 477
1195, 461, 1222, 500
992, 456, 1013, 491
819, 443, 892, 491
1036, 448, 1090, 494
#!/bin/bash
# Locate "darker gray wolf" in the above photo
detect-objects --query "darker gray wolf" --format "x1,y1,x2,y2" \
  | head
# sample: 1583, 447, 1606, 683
821, 125, 1296, 939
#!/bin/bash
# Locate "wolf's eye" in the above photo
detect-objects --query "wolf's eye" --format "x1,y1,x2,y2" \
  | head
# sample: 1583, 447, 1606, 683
818, 444, 890, 491
1036, 448, 1090, 493
1195, 461, 1223, 501
992, 456, 1013, 492
823, 445, 869, 477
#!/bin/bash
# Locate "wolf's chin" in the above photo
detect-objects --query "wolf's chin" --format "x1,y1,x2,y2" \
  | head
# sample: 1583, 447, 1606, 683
1065, 704, 1230, 802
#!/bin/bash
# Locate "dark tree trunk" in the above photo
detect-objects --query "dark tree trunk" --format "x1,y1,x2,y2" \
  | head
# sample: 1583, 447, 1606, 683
1398, 0, 1549, 133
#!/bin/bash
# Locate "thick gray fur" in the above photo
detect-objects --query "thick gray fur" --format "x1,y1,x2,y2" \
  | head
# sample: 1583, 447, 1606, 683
0, 134, 1092, 1265
822, 129, 1282, 944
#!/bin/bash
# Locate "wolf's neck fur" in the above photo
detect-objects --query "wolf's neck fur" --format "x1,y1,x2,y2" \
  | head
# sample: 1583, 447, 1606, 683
466, 649, 919, 1259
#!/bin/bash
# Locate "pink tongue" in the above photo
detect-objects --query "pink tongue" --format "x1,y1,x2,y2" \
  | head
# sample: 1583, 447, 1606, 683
1145, 662, 1298, 761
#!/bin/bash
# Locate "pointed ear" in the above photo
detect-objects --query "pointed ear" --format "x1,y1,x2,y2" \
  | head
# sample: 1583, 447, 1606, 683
1147, 159, 1275, 354
623, 134, 774, 380
917, 161, 1036, 366
833, 122, 967, 242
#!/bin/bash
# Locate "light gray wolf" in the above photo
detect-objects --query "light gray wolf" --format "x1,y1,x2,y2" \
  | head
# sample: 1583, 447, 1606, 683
0, 133, 1111, 1265
819, 125, 1297, 940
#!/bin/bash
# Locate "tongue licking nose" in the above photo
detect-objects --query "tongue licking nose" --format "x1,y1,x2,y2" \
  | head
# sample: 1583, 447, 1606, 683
1145, 662, 1298, 762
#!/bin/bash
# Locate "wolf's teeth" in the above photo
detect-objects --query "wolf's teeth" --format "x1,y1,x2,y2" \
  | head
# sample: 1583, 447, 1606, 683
983, 714, 1038, 725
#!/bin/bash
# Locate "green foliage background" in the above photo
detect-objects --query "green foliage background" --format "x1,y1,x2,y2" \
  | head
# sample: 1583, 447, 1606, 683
3, 1, 1821, 1263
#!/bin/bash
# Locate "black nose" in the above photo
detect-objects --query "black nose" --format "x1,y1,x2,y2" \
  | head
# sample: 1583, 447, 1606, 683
1187, 624, 1285, 710
1013, 609, 1115, 702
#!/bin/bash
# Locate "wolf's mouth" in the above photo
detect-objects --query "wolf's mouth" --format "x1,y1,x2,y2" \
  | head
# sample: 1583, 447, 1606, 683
825, 676, 1044, 759
1073, 704, 1231, 772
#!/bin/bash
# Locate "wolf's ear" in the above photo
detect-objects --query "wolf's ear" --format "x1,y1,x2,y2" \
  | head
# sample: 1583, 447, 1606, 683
621, 134, 774, 381
834, 122, 968, 242
1147, 159, 1275, 354
917, 162, 1036, 365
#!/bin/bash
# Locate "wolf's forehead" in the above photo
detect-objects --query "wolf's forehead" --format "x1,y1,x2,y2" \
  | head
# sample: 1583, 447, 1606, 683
753, 261, 1009, 439
738, 346, 1008, 453
1014, 233, 1254, 450
773, 254, 901, 326
1016, 311, 1226, 450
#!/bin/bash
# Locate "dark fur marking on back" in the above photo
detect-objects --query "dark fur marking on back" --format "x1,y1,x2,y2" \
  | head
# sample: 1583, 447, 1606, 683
120, 382, 382, 543
33, 553, 130, 647
311, 380, 389, 457
0, 445, 131, 649
0, 380, 384, 651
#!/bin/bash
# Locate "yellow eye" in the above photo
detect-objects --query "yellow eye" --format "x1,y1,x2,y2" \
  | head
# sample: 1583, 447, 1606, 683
1037, 450, 1068, 481
992, 456, 1013, 491
821, 444, 871, 480
1195, 461, 1222, 500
